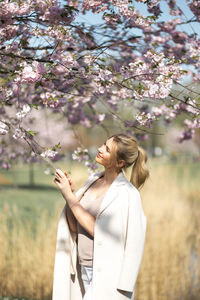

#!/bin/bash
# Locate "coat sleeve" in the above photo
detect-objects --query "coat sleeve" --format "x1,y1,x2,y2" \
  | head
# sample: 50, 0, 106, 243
117, 188, 147, 293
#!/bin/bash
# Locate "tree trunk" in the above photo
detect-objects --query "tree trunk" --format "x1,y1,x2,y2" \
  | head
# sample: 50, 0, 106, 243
29, 162, 35, 187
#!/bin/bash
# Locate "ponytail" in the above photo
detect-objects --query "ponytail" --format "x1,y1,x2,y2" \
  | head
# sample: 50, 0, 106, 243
111, 133, 150, 190
130, 146, 149, 190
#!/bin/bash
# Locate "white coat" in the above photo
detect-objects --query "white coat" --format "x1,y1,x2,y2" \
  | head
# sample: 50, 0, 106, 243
52, 171, 147, 300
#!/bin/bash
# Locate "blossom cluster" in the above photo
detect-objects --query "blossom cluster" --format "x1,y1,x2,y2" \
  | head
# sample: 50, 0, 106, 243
40, 149, 58, 159
72, 147, 89, 162
189, 1, 200, 21
0, 0, 199, 170
16, 104, 31, 120
12, 128, 26, 140
0, 121, 9, 135
72, 147, 98, 173
121, 51, 183, 100
20, 62, 45, 84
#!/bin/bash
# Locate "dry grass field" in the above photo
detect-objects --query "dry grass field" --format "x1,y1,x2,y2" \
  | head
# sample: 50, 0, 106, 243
0, 159, 200, 300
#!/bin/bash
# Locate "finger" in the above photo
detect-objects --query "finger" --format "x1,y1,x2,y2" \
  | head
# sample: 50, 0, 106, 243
54, 174, 61, 181
71, 184, 75, 192
54, 177, 60, 183
54, 178, 60, 185
55, 171, 61, 178
64, 172, 72, 185
56, 169, 64, 177
55, 172, 66, 182
70, 180, 74, 187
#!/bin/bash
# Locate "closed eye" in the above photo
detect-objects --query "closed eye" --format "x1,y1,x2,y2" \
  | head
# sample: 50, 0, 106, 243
104, 142, 110, 152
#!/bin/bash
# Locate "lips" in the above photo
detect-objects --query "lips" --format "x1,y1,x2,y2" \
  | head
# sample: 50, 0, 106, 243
97, 153, 102, 158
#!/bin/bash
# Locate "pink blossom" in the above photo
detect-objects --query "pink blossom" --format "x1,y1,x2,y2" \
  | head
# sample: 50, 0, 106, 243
135, 111, 156, 128
178, 129, 195, 143
1, 162, 11, 169
0, 121, 9, 135
6, 2, 18, 14
80, 118, 91, 128
82, 0, 105, 13
85, 161, 98, 173
84, 54, 94, 65
97, 114, 105, 122
151, 106, 163, 117
118, 88, 131, 99
184, 118, 200, 129
22, 65, 41, 83
93, 113, 105, 124
18, 4, 30, 15
16, 104, 31, 120
171, 31, 188, 44
0, 25, 18, 40
72, 147, 89, 162
40, 149, 58, 159
52, 65, 68, 75
158, 18, 182, 32
46, 26, 72, 41
13, 128, 25, 140
170, 8, 182, 16
33, 61, 45, 75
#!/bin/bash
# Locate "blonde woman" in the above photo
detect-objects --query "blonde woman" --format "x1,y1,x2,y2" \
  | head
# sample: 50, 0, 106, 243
52, 133, 149, 300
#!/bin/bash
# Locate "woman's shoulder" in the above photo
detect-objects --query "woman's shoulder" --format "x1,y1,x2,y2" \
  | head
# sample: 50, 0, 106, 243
119, 183, 140, 199
116, 175, 142, 205
118, 173, 140, 194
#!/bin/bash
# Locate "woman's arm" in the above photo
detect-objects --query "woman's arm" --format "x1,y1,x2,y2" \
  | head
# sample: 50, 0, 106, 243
62, 172, 78, 233
54, 169, 95, 237
65, 202, 78, 233
64, 193, 95, 237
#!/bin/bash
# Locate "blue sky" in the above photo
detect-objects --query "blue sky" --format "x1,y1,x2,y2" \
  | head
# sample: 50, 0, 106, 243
72, 0, 200, 37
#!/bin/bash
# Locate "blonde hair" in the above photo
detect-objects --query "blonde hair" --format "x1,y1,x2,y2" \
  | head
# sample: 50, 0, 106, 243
110, 133, 150, 190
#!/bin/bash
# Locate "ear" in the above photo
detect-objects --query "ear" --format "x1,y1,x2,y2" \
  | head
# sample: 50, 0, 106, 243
117, 160, 125, 169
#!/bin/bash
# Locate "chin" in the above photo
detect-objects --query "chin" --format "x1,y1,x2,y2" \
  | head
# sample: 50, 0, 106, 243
95, 156, 103, 165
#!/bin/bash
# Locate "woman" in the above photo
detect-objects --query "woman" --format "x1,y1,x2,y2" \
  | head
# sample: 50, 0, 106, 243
52, 133, 149, 300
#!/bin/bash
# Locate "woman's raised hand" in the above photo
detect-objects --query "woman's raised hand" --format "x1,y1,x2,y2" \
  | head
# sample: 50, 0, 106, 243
64, 171, 75, 193
54, 169, 75, 196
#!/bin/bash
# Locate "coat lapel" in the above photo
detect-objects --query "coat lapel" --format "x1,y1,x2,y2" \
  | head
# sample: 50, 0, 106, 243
75, 171, 104, 201
96, 172, 127, 217
76, 171, 128, 217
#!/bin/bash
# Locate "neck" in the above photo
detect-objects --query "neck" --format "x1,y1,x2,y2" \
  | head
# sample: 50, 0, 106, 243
101, 168, 121, 186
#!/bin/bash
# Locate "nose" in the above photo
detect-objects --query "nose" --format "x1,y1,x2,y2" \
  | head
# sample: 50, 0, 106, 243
98, 145, 103, 153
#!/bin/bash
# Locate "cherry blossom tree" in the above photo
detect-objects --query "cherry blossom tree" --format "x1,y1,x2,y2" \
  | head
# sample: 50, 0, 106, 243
0, 0, 199, 171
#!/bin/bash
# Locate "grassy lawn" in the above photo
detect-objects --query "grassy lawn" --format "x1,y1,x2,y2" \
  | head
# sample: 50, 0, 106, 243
0, 157, 199, 223
0, 160, 88, 220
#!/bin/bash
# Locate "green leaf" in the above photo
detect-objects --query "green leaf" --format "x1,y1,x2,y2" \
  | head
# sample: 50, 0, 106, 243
55, 142, 61, 149
52, 142, 61, 151
29, 104, 39, 110
26, 130, 37, 136
64, 5, 79, 13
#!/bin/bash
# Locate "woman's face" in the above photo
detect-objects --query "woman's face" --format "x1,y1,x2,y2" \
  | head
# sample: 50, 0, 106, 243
96, 137, 118, 169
